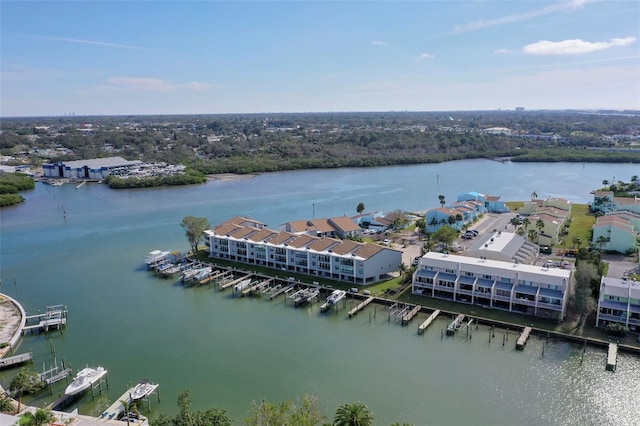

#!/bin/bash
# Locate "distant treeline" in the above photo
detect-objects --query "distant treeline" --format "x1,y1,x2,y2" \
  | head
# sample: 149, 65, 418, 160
0, 172, 35, 207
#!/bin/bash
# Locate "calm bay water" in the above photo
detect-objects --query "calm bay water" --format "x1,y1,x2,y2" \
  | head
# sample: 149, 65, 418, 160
1, 160, 639, 425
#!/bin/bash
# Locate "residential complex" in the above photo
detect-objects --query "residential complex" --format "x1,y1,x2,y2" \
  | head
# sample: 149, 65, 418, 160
43, 156, 142, 179
590, 190, 640, 254
596, 276, 640, 329
205, 216, 402, 284
412, 251, 571, 320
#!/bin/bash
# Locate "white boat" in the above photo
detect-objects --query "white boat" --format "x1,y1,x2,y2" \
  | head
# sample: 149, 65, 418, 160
130, 380, 159, 401
234, 278, 252, 292
326, 289, 346, 305
145, 250, 170, 265
64, 366, 107, 396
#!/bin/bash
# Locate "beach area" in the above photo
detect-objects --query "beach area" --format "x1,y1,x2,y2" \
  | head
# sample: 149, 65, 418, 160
206, 173, 257, 182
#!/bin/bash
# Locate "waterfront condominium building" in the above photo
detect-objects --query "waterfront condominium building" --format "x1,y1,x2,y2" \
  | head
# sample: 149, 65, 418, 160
205, 217, 403, 284
595, 276, 640, 329
412, 252, 572, 320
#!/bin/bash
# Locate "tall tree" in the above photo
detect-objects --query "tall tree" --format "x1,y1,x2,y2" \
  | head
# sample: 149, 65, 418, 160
429, 216, 439, 232
333, 402, 374, 426
438, 194, 445, 208
356, 202, 365, 214
522, 217, 531, 232
181, 216, 211, 254
572, 263, 598, 326
528, 228, 537, 243
245, 394, 324, 426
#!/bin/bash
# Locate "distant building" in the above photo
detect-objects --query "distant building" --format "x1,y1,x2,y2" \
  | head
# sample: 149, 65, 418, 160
280, 216, 361, 239
43, 156, 141, 179
458, 191, 509, 213
206, 216, 402, 284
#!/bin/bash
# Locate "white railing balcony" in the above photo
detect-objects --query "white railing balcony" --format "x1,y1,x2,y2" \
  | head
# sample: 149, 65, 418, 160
513, 298, 536, 307
537, 301, 562, 311
598, 313, 628, 322
492, 294, 511, 303
457, 288, 473, 296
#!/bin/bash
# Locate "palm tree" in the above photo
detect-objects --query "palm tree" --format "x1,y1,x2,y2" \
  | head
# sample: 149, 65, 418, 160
522, 217, 530, 232
510, 216, 520, 230
438, 194, 445, 208
429, 217, 439, 232
447, 215, 456, 226
528, 229, 537, 243
531, 191, 538, 200
18, 408, 56, 426
333, 402, 374, 426
535, 219, 545, 238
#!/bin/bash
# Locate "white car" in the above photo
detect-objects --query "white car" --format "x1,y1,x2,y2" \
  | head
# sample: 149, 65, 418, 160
382, 239, 391, 245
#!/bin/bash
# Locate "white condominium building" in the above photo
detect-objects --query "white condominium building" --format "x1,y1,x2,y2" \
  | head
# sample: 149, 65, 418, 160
412, 252, 572, 320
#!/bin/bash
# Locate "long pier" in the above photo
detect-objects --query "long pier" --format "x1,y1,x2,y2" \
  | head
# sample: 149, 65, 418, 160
0, 352, 33, 369
606, 342, 618, 371
198, 269, 228, 285
418, 309, 440, 334
348, 296, 374, 318
269, 283, 294, 300
516, 327, 532, 350
401, 305, 421, 325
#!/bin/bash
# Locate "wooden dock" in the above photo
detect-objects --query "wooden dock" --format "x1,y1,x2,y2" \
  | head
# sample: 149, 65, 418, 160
98, 386, 151, 423
401, 305, 422, 325
219, 273, 253, 290
242, 278, 273, 297
269, 283, 294, 300
516, 327, 532, 350
0, 352, 33, 369
23, 305, 68, 334
606, 342, 618, 371
40, 367, 72, 385
418, 309, 440, 334
348, 296, 374, 318
446, 314, 466, 336
197, 269, 227, 285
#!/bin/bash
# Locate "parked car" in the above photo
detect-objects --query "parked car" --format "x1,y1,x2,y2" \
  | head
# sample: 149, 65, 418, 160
382, 239, 391, 245
540, 246, 553, 254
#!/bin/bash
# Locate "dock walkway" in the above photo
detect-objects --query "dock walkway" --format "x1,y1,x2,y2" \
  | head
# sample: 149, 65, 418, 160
242, 278, 273, 297
516, 327, 532, 350
0, 352, 32, 369
418, 309, 440, 334
348, 296, 374, 318
606, 342, 618, 371
402, 305, 421, 325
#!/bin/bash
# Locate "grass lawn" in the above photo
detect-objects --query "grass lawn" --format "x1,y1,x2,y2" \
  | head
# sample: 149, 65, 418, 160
506, 201, 524, 212
559, 204, 595, 249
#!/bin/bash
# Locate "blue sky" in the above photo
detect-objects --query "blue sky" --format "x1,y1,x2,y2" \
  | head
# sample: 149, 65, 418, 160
1, 0, 639, 116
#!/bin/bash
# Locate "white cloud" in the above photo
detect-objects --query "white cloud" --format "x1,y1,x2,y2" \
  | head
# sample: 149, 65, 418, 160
416, 53, 435, 60
38, 36, 145, 50
181, 82, 214, 91
107, 77, 175, 92
523, 37, 636, 55
103, 77, 214, 92
451, 0, 590, 34
371, 41, 388, 46
494, 48, 512, 54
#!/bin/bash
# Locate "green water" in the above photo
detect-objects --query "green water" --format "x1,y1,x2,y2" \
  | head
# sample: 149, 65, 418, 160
1, 161, 639, 425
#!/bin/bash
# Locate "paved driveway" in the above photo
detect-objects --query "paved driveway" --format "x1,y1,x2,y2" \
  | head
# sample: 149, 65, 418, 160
602, 254, 639, 278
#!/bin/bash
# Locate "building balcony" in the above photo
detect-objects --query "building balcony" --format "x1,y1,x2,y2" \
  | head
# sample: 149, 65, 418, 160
456, 288, 473, 296
536, 301, 562, 311
598, 313, 628, 323
492, 294, 511, 303
513, 298, 536, 307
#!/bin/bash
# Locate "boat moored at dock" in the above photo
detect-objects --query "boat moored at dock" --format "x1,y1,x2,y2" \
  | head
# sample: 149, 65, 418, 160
130, 379, 159, 401
320, 289, 346, 312
64, 366, 107, 396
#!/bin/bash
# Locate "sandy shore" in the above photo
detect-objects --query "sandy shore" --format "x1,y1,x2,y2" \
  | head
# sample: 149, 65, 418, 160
0, 296, 22, 357
206, 173, 257, 183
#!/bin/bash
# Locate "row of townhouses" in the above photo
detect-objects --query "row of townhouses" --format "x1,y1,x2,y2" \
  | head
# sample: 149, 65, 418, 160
205, 216, 402, 284
413, 251, 571, 320
591, 190, 640, 254
596, 276, 640, 329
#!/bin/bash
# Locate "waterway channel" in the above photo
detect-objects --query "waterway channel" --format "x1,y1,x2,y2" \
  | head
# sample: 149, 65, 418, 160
1, 160, 639, 425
